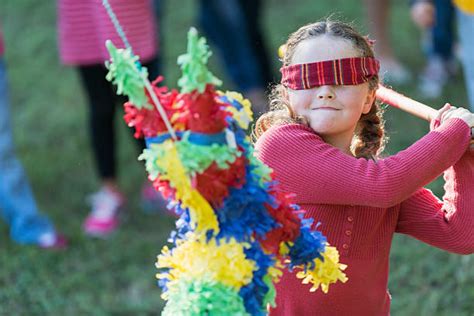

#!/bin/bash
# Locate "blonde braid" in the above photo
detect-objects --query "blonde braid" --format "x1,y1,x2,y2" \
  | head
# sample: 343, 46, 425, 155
352, 100, 386, 159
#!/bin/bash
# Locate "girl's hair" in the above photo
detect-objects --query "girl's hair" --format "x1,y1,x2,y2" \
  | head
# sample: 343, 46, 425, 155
253, 20, 386, 160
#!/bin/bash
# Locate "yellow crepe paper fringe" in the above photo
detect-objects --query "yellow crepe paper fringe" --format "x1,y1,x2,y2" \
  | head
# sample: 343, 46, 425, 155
156, 234, 256, 300
150, 140, 219, 234
296, 245, 348, 294
219, 91, 254, 130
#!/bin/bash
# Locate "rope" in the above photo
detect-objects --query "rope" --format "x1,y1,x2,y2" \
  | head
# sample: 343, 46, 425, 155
101, 0, 177, 140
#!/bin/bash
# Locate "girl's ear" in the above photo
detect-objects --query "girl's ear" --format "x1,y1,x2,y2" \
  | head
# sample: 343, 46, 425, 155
362, 89, 376, 114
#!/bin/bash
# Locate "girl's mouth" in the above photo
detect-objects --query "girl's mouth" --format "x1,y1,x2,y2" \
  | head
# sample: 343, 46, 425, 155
312, 106, 340, 111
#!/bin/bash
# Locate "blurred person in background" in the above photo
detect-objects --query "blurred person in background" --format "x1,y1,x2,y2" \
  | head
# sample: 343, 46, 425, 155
0, 26, 67, 249
364, 0, 412, 84
411, 0, 474, 110
410, 0, 458, 99
197, 0, 274, 116
57, 0, 166, 238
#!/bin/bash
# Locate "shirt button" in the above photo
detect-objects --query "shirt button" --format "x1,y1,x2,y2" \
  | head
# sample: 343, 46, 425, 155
347, 216, 354, 222
345, 230, 352, 236
342, 244, 349, 249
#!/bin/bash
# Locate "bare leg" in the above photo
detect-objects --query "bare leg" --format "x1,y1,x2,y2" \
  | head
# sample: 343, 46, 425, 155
364, 0, 394, 60
364, 0, 411, 84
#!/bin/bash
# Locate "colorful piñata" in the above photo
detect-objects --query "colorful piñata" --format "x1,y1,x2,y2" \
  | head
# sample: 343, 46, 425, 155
105, 26, 347, 316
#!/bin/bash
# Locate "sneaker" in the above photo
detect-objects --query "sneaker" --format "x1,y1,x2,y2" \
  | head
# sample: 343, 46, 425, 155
418, 56, 449, 99
141, 183, 171, 215
83, 188, 126, 237
38, 232, 68, 250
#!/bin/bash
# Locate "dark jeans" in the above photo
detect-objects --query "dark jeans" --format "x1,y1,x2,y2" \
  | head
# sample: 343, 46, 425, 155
430, 0, 455, 60
198, 0, 273, 92
0, 58, 54, 244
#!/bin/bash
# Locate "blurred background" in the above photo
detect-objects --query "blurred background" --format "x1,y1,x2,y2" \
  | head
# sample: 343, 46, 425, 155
0, 0, 473, 315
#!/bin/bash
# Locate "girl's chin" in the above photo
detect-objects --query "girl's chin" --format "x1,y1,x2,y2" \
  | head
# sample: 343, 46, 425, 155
308, 122, 336, 134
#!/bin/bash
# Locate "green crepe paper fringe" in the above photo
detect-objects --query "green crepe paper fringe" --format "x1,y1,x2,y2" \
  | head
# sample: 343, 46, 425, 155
162, 278, 249, 316
247, 147, 273, 186
262, 274, 277, 309
177, 28, 222, 93
139, 135, 240, 179
176, 134, 240, 174
105, 40, 150, 109
139, 146, 162, 181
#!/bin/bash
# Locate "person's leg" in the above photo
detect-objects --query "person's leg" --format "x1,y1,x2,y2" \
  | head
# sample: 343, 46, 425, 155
418, 0, 456, 98
364, 0, 398, 59
456, 9, 474, 110
239, 0, 274, 115
432, 0, 455, 61
198, 0, 267, 114
364, 0, 410, 84
198, 0, 263, 90
79, 59, 160, 186
240, 0, 274, 85
78, 64, 119, 189
78, 64, 125, 236
0, 59, 55, 244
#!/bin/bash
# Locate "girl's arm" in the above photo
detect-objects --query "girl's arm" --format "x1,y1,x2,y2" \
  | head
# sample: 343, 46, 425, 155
395, 151, 474, 255
255, 118, 471, 207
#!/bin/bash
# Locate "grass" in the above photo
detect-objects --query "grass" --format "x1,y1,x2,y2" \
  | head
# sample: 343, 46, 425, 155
1, 0, 473, 315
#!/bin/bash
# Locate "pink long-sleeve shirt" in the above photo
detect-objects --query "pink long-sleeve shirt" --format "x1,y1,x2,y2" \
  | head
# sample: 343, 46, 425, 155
57, 0, 157, 65
255, 119, 474, 316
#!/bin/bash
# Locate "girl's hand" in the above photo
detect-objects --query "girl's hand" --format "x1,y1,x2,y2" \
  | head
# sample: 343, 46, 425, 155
440, 104, 474, 127
437, 104, 474, 151
410, 2, 435, 28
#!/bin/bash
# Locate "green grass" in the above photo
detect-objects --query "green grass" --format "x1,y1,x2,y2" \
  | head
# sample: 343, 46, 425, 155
1, 0, 473, 315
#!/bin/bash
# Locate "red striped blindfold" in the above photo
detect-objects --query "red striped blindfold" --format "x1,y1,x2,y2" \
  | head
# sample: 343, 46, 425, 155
280, 57, 380, 90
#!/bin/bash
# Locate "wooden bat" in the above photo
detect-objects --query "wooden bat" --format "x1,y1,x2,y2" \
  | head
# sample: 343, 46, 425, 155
376, 84, 474, 146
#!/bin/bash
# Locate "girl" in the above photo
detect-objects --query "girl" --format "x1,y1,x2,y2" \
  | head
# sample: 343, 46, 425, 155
254, 20, 474, 315
410, 0, 474, 109
57, 0, 165, 237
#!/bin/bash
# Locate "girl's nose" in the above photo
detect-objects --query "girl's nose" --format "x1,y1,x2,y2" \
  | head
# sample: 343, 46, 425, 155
316, 86, 335, 99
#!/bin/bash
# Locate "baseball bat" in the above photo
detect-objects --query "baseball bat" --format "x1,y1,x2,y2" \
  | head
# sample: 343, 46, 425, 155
376, 84, 474, 146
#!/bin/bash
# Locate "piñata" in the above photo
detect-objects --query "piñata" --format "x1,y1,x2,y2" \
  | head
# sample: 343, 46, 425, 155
105, 25, 348, 315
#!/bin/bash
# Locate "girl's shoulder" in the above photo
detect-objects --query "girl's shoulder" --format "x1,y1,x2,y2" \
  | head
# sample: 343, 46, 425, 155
255, 123, 322, 149
254, 123, 330, 165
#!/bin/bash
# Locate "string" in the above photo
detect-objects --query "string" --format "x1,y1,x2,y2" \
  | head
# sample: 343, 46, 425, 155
102, 0, 133, 52
101, 0, 177, 140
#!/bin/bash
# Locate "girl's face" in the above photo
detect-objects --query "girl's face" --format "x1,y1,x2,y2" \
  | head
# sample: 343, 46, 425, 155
287, 35, 375, 143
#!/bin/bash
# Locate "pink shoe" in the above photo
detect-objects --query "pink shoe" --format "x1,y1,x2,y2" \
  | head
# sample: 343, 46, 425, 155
38, 232, 68, 250
83, 188, 125, 237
